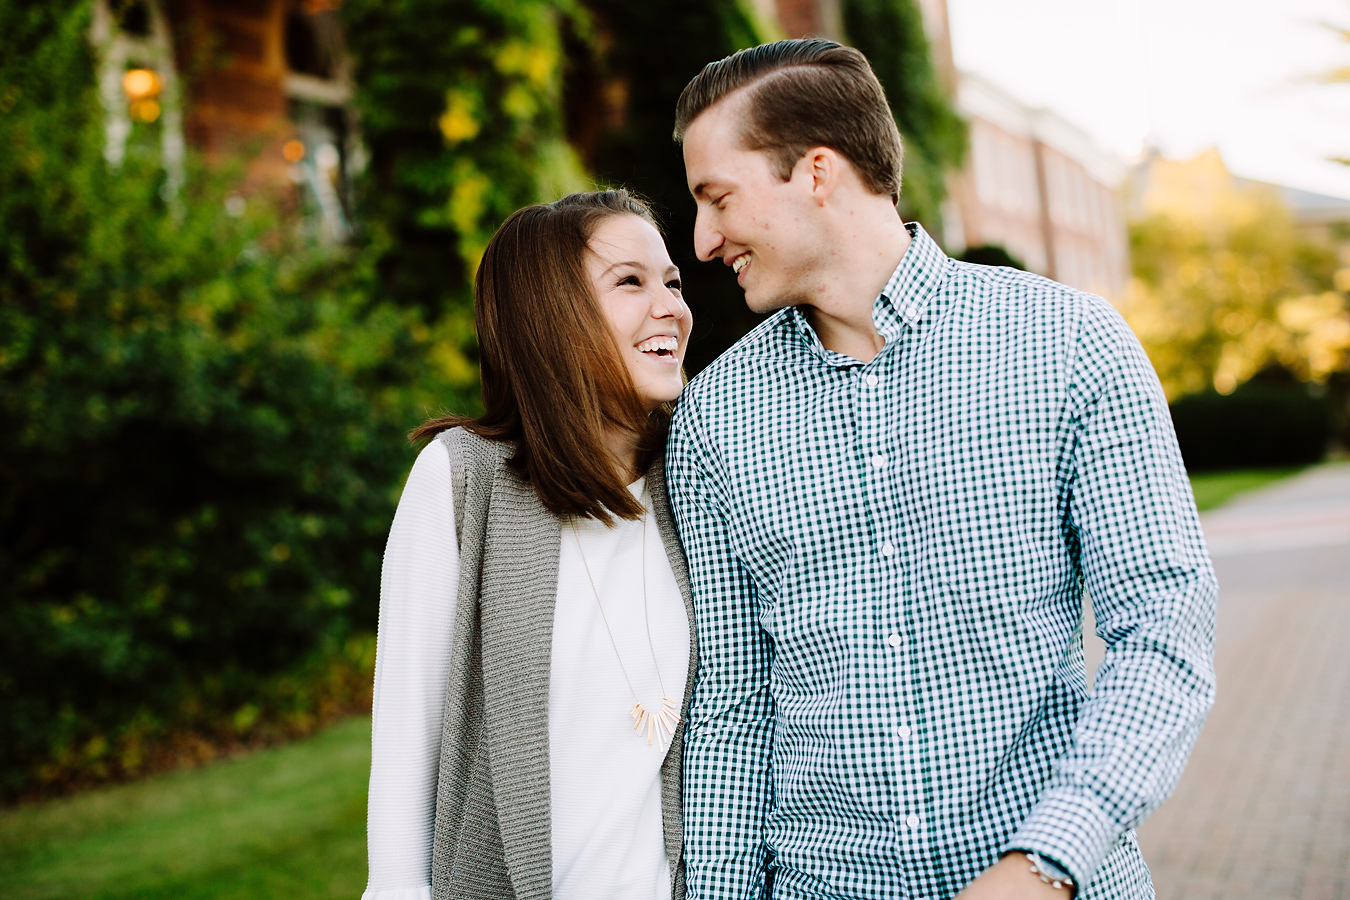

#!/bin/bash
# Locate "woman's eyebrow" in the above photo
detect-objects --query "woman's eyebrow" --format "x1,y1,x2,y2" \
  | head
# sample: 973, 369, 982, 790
599, 260, 645, 278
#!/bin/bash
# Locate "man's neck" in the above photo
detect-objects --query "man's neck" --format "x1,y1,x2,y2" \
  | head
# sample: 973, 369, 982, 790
801, 214, 912, 364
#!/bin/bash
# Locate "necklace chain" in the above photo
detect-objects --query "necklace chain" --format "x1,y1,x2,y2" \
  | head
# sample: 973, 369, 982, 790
569, 484, 679, 746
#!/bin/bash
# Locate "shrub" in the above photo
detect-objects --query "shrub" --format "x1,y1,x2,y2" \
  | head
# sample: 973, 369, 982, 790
958, 245, 1026, 270
1170, 377, 1332, 471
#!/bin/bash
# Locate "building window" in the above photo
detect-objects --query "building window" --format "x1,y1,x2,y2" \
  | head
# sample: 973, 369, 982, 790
91, 0, 186, 197
282, 0, 360, 242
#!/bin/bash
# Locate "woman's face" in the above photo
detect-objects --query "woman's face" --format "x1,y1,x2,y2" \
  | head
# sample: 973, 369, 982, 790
585, 214, 693, 411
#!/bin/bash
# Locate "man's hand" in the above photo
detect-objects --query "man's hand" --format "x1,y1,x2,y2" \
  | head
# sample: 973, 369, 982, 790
955, 853, 1076, 900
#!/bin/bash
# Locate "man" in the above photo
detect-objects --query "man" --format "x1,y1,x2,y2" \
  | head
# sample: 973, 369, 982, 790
665, 39, 1216, 900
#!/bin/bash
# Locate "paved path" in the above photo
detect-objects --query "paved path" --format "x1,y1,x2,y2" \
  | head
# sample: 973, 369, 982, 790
1127, 464, 1350, 899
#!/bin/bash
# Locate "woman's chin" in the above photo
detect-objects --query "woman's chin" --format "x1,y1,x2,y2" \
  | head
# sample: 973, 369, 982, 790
637, 381, 685, 411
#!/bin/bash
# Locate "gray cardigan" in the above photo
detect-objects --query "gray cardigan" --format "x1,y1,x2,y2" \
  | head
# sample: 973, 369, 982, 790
429, 428, 697, 900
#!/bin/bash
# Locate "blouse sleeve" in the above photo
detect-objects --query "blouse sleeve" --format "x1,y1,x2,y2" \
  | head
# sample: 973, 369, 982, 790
363, 438, 461, 900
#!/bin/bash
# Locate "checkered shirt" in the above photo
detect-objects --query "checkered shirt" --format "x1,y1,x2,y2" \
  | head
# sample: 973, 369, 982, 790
666, 224, 1217, 900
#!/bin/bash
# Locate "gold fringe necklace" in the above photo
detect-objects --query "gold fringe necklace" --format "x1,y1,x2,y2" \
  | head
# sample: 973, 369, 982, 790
569, 489, 680, 747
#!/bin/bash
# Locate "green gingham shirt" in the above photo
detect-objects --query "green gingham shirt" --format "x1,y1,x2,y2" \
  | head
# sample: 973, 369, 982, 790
666, 224, 1216, 900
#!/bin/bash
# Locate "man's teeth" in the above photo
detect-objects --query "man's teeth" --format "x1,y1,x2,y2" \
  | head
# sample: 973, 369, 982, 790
637, 336, 679, 353
732, 255, 750, 274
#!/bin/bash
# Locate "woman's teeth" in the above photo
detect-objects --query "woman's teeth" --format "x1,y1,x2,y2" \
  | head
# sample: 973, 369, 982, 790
732, 255, 750, 274
636, 336, 679, 355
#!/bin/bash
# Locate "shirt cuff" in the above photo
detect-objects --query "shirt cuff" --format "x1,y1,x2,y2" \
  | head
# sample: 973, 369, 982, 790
1003, 786, 1120, 888
361, 887, 432, 900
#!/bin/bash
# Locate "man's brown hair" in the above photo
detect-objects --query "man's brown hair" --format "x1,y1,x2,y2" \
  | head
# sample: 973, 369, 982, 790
411, 190, 665, 524
673, 39, 904, 203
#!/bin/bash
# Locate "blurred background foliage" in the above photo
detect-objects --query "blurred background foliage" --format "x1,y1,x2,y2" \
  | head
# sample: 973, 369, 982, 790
1123, 150, 1348, 399
1, 0, 964, 798
1121, 150, 1350, 467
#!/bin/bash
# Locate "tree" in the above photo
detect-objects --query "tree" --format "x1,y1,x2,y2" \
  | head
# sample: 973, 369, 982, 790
1122, 150, 1348, 400
1317, 3, 1350, 166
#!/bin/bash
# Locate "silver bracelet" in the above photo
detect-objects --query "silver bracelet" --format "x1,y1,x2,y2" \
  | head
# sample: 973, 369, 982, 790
1023, 851, 1075, 891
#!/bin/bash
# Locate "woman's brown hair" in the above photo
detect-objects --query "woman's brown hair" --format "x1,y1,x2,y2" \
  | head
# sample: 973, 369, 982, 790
411, 190, 668, 524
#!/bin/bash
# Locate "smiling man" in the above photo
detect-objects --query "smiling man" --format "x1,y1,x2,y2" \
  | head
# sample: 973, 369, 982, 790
664, 40, 1217, 900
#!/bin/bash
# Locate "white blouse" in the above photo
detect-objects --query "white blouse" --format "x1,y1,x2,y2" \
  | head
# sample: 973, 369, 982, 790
363, 439, 690, 900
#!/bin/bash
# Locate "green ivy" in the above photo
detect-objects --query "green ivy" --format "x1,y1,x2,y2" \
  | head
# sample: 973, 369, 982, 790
842, 0, 967, 228
342, 0, 588, 318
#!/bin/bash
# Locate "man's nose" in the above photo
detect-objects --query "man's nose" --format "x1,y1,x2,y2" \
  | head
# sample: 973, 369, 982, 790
693, 207, 722, 263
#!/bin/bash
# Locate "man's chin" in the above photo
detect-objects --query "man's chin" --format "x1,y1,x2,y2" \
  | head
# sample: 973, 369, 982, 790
743, 286, 802, 316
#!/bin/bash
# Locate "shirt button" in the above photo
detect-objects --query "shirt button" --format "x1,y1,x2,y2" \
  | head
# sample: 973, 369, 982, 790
905, 306, 919, 318
887, 633, 902, 648
896, 724, 912, 738
865, 373, 879, 387
870, 454, 887, 469
906, 814, 921, 829
881, 541, 895, 557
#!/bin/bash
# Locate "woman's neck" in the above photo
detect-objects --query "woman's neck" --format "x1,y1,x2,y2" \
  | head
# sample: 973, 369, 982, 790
604, 427, 642, 483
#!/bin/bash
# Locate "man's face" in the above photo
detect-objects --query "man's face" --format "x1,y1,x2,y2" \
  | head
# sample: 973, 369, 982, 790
682, 96, 821, 313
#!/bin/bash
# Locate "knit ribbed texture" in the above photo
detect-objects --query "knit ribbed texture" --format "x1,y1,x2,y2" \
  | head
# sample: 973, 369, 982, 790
429, 429, 696, 900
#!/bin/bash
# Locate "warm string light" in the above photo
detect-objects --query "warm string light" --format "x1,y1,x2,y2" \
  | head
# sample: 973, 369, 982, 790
122, 68, 162, 123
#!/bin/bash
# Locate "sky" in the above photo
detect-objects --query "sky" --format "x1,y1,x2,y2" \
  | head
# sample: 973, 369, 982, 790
946, 0, 1350, 199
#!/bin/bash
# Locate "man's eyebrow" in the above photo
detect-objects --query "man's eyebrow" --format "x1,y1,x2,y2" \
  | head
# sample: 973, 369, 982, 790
691, 181, 709, 199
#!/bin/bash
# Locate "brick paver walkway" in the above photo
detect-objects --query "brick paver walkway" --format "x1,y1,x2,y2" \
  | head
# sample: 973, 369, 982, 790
1133, 464, 1350, 899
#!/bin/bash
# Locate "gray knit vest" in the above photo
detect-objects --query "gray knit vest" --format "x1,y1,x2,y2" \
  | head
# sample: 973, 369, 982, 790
429, 428, 697, 900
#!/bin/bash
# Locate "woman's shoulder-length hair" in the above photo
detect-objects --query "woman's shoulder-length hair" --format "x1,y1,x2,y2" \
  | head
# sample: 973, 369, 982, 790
411, 190, 669, 525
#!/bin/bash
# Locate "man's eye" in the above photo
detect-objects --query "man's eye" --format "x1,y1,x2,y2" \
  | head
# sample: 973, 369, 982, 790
714, 194, 730, 209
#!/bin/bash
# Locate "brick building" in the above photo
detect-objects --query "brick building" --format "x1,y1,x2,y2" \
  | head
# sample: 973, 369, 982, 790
947, 73, 1129, 299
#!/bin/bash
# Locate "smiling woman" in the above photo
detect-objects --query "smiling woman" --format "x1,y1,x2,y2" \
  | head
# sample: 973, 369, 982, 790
585, 213, 691, 429
365, 190, 697, 900
412, 190, 691, 519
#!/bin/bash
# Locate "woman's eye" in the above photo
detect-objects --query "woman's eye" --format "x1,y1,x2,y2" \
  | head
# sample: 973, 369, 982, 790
666, 279, 683, 292
617, 275, 641, 287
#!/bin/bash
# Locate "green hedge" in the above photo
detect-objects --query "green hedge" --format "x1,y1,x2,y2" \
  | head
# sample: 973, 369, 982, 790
1170, 379, 1332, 471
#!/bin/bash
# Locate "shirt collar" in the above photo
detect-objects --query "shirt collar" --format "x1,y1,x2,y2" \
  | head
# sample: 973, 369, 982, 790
786, 222, 949, 364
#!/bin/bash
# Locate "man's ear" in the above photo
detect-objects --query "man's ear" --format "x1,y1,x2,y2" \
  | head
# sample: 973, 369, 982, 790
803, 147, 840, 207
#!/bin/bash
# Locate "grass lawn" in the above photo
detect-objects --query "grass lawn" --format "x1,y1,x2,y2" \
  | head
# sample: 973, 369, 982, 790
0, 715, 372, 900
1188, 467, 1304, 512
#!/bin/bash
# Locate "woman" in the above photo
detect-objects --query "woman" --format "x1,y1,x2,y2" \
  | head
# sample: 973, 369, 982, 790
362, 190, 696, 900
